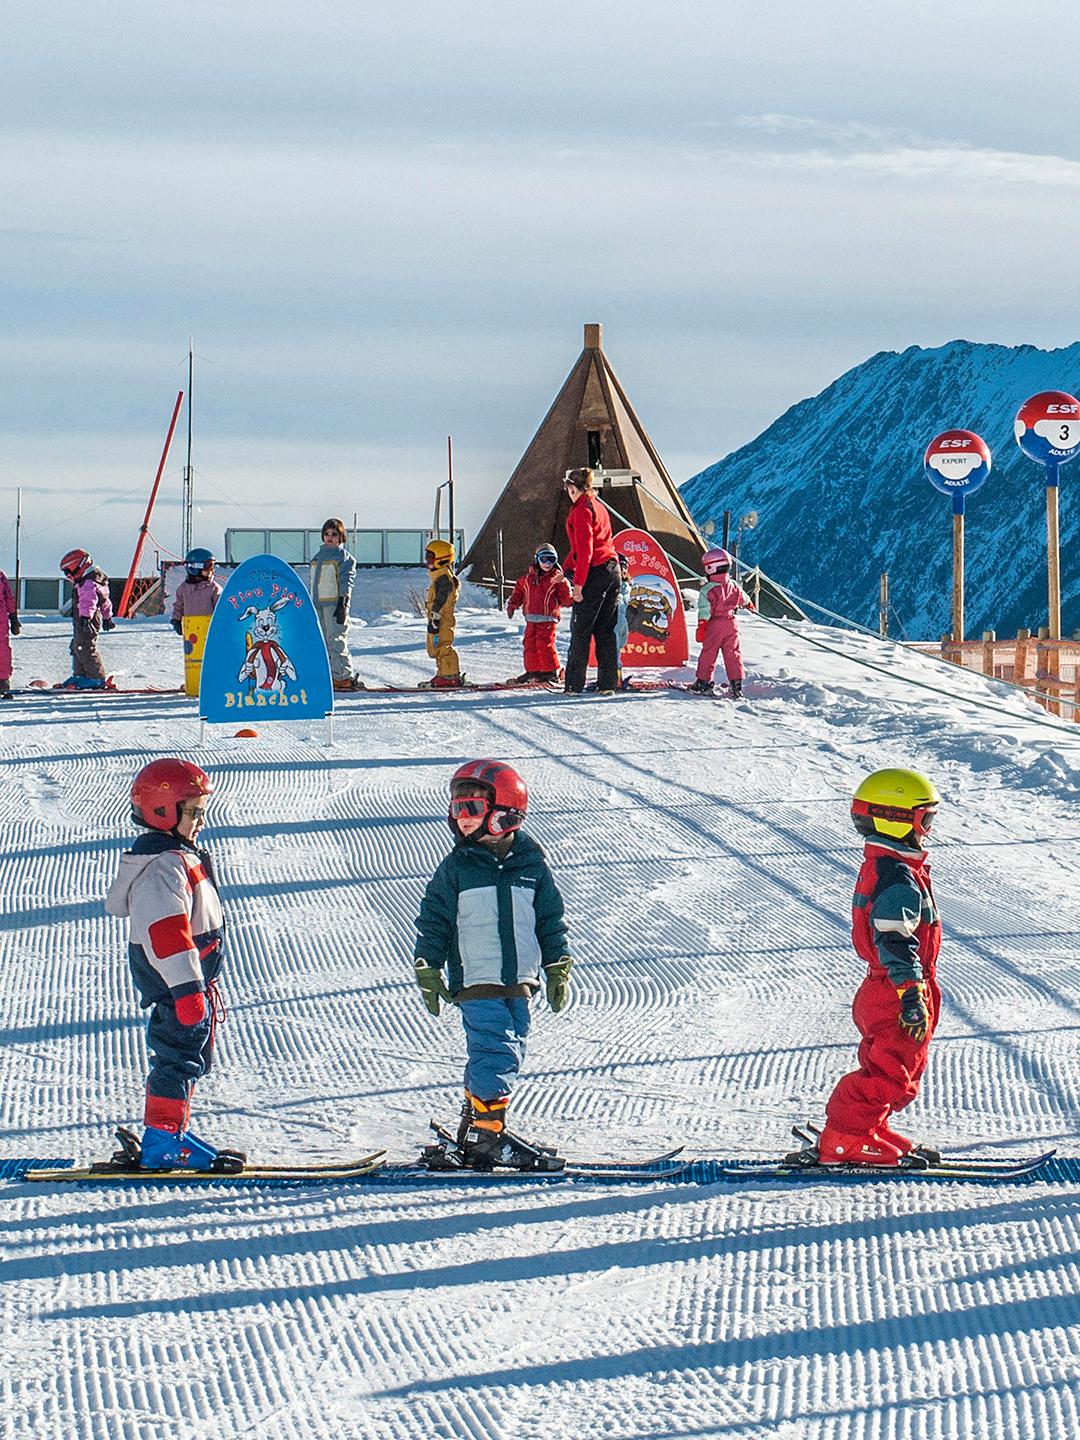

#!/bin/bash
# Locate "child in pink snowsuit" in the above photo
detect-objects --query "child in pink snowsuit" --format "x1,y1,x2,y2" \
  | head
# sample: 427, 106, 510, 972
691, 548, 754, 698
0, 569, 20, 698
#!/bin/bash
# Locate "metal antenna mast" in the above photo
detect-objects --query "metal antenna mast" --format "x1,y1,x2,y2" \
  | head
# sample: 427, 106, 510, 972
181, 339, 194, 556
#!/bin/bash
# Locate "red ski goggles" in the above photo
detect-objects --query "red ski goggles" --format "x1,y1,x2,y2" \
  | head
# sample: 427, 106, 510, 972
450, 796, 490, 820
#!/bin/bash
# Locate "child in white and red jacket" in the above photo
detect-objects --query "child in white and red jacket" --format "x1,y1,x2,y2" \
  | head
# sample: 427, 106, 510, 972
0, 567, 20, 699
105, 759, 244, 1172
505, 544, 573, 682
59, 548, 115, 689
691, 547, 754, 698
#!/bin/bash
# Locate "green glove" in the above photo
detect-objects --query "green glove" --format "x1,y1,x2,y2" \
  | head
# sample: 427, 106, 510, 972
414, 961, 452, 1017
544, 957, 573, 1013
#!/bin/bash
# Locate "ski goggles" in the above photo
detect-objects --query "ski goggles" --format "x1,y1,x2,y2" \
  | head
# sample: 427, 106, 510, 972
853, 799, 938, 839
449, 796, 491, 820
535, 553, 558, 568
179, 803, 209, 820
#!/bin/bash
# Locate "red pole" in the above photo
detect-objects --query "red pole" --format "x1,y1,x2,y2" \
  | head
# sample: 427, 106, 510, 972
118, 390, 184, 618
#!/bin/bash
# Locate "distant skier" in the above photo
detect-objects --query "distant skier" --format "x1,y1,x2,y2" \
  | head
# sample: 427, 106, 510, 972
58, 549, 115, 690
171, 548, 221, 635
413, 760, 573, 1169
309, 518, 365, 691
690, 547, 754, 698
0, 565, 20, 700
505, 544, 572, 683
105, 759, 244, 1171
423, 539, 464, 688
814, 768, 943, 1168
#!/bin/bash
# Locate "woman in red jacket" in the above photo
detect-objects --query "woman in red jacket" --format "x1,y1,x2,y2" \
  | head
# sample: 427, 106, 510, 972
562, 469, 620, 694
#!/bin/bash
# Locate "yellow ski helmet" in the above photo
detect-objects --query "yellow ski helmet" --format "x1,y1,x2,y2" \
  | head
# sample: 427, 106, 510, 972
425, 539, 455, 569
851, 768, 941, 847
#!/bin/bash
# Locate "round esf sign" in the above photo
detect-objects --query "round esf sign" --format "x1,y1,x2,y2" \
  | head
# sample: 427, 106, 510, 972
1014, 390, 1080, 467
923, 429, 992, 497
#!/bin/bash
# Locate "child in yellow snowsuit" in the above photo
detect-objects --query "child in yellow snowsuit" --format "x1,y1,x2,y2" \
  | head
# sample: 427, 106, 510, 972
424, 540, 463, 688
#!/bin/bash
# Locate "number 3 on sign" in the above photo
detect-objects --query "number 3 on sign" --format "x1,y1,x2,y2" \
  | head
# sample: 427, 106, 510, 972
1061, 424, 1074, 444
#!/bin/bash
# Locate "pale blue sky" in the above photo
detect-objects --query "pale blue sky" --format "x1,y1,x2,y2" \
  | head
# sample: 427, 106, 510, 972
4, 0, 1080, 573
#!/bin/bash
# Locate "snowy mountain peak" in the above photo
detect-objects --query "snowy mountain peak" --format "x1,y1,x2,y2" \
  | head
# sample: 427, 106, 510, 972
683, 340, 1080, 639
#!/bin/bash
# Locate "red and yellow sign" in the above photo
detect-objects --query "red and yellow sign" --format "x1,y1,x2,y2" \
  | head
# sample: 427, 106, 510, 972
614, 527, 688, 668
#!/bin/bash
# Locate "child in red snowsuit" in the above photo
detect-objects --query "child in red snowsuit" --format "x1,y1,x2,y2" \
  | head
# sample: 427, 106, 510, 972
0, 569, 20, 699
692, 548, 754, 698
505, 545, 573, 683
817, 767, 943, 1168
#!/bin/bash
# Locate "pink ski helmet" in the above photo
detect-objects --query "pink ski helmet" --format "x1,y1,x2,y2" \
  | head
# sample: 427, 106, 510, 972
702, 547, 731, 578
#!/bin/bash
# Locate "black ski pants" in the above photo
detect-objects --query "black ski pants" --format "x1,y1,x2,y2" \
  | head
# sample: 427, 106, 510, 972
564, 559, 621, 693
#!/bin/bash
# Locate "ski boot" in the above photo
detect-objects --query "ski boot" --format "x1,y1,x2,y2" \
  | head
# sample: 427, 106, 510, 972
459, 1123, 564, 1172
427, 673, 466, 689
729, 681, 743, 699
0, 679, 11, 702
688, 679, 714, 695
815, 1124, 914, 1168
137, 1125, 245, 1172
457, 1094, 562, 1171
873, 1122, 940, 1167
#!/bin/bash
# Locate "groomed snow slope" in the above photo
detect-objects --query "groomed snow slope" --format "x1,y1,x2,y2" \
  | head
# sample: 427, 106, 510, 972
2, 608, 1079, 1440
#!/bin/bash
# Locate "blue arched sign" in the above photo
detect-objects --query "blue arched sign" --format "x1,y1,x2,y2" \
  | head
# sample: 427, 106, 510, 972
199, 554, 333, 721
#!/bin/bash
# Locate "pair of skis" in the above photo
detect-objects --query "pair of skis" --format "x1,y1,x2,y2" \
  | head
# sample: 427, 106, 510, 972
16, 1125, 689, 1189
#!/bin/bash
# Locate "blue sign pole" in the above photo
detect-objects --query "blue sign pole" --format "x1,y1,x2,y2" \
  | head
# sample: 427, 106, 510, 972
923, 429, 991, 647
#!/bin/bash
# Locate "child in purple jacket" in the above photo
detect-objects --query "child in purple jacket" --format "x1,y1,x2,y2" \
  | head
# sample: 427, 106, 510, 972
59, 548, 115, 690
0, 568, 20, 699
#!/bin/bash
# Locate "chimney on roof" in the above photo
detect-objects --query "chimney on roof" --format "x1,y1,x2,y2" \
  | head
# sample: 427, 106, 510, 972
584, 323, 603, 351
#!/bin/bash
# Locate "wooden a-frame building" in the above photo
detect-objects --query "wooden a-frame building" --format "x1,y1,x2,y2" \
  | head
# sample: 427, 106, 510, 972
462, 324, 706, 590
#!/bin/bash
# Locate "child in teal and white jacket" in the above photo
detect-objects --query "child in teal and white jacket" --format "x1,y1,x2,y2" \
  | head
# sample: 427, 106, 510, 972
413, 760, 572, 1171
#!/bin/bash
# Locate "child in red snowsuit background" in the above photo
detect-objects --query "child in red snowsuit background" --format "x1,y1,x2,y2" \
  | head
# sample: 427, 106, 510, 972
692, 547, 754, 698
506, 545, 573, 684
816, 767, 943, 1168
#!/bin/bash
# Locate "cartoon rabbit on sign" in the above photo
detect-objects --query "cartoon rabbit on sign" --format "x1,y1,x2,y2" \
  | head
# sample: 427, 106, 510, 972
236, 596, 298, 694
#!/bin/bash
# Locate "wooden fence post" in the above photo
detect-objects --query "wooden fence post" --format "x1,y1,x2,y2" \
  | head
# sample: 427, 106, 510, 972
981, 630, 996, 678
1014, 628, 1031, 688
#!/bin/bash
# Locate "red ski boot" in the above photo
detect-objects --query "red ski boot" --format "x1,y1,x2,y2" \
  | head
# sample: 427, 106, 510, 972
816, 1125, 904, 1167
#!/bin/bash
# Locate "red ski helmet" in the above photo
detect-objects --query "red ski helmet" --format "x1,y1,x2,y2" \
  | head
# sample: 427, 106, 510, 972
702, 547, 731, 578
60, 548, 94, 582
449, 759, 528, 839
131, 758, 213, 832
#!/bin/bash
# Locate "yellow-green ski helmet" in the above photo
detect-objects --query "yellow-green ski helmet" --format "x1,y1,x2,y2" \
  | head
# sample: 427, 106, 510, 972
425, 538, 455, 570
851, 768, 941, 848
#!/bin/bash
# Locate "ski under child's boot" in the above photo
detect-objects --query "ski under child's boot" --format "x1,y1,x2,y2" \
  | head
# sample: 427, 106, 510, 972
688, 679, 714, 694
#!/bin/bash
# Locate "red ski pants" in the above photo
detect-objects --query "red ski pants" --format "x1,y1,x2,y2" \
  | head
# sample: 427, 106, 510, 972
825, 971, 941, 1137
0, 628, 10, 682
696, 619, 744, 685
523, 621, 560, 674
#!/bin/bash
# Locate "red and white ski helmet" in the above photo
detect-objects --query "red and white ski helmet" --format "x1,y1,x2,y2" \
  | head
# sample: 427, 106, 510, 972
131, 758, 213, 832
702, 547, 731, 577
449, 759, 528, 838
60, 548, 94, 582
